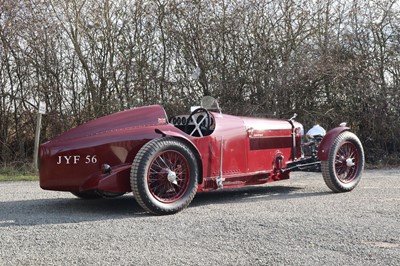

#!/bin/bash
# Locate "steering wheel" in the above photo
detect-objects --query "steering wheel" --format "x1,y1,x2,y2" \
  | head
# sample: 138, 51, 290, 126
184, 108, 212, 137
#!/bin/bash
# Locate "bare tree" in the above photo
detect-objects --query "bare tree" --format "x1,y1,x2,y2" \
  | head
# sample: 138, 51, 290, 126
1, 0, 399, 166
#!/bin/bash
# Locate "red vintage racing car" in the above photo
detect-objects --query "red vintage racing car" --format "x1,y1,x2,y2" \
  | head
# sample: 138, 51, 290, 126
39, 96, 364, 215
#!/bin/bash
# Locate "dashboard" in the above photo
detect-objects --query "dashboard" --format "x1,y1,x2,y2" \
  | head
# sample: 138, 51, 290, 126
170, 113, 215, 137
170, 114, 214, 127
170, 115, 189, 126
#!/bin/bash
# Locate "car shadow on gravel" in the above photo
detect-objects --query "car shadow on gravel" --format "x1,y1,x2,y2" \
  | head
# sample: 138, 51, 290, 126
0, 196, 145, 227
0, 185, 330, 227
190, 185, 330, 207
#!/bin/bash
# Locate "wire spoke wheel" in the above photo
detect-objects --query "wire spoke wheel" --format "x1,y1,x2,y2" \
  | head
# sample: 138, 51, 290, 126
148, 150, 190, 203
334, 142, 359, 183
322, 132, 364, 192
130, 137, 199, 215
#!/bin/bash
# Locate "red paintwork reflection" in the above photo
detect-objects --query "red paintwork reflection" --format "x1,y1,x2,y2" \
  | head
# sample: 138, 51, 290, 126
40, 105, 168, 191
39, 105, 302, 194
49, 105, 167, 143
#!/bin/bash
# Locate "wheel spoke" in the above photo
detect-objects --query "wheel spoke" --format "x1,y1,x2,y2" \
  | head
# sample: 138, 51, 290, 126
147, 149, 190, 203
157, 155, 171, 169
151, 159, 165, 171
334, 142, 359, 183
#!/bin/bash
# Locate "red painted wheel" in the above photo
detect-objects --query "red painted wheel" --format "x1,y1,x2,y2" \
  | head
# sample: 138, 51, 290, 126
147, 150, 191, 203
322, 132, 364, 192
334, 142, 359, 183
130, 137, 199, 215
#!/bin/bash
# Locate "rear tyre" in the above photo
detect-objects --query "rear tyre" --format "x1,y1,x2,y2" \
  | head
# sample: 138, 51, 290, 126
322, 131, 364, 192
130, 137, 199, 215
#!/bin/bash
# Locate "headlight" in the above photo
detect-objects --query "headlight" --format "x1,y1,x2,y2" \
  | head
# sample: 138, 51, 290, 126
306, 124, 326, 137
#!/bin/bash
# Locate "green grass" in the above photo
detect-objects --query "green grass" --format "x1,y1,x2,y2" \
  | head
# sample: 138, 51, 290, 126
0, 165, 39, 181
0, 174, 38, 181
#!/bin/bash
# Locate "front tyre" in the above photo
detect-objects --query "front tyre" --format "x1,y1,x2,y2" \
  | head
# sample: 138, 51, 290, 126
322, 131, 364, 192
130, 137, 199, 215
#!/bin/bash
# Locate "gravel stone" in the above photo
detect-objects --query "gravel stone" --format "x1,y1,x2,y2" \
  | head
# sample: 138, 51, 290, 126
0, 169, 399, 265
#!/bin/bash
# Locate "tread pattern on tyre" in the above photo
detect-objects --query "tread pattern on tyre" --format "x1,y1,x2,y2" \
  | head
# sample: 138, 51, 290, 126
321, 131, 364, 193
130, 137, 198, 215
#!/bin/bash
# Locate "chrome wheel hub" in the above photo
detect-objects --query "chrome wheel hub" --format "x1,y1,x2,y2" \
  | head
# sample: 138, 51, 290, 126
346, 158, 355, 167
167, 169, 178, 185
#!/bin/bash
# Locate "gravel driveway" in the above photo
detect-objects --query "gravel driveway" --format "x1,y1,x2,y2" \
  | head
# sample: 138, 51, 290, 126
1, 169, 399, 265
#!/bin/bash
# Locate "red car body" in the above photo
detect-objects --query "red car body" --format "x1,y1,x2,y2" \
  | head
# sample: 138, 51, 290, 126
39, 99, 364, 215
